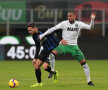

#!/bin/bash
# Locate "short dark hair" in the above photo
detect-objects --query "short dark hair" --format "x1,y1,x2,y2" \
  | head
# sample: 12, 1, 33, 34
28, 23, 36, 28
68, 10, 75, 15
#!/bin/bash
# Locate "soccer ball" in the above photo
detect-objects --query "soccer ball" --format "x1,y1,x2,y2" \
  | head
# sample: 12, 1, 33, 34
9, 79, 19, 88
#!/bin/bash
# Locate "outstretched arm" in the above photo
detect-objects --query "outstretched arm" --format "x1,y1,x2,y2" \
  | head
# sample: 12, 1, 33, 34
90, 11, 96, 29
81, 12, 96, 30
39, 22, 63, 40
39, 27, 57, 40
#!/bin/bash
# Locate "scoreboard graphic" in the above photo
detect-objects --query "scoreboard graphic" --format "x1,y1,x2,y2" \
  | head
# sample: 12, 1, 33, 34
0, 45, 36, 60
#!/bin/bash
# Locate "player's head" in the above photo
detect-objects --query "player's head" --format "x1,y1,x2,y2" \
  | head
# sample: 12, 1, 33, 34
27, 23, 38, 35
68, 11, 76, 23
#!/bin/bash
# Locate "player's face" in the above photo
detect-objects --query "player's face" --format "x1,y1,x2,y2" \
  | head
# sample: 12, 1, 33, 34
28, 27, 38, 35
68, 12, 76, 23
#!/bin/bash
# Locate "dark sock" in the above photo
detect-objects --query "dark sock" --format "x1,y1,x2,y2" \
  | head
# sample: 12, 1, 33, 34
45, 66, 51, 73
35, 69, 41, 83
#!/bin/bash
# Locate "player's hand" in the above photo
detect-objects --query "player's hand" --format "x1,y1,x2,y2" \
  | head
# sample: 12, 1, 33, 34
38, 35, 43, 40
91, 11, 96, 20
60, 39, 68, 45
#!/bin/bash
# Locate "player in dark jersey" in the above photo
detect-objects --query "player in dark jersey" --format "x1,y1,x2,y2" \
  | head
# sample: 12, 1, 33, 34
27, 23, 62, 87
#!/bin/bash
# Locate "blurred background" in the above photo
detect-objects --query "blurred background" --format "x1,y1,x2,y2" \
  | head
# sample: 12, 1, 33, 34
0, 0, 108, 60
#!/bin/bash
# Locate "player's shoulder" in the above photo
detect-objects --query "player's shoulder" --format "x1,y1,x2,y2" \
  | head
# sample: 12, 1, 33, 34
32, 33, 40, 42
38, 26, 49, 33
59, 20, 69, 24
38, 26, 49, 30
62, 20, 68, 23
75, 20, 84, 24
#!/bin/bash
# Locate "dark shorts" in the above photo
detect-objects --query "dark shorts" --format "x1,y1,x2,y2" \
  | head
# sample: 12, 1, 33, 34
38, 49, 51, 63
44, 59, 50, 64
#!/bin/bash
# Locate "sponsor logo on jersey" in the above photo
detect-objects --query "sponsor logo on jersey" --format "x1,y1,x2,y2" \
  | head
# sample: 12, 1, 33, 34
67, 27, 79, 31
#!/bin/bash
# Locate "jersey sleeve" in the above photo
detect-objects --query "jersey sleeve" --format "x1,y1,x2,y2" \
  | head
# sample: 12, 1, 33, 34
80, 19, 94, 30
40, 22, 63, 39
54, 22, 64, 29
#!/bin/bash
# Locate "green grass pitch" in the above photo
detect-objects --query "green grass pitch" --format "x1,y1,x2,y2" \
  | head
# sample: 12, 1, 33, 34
0, 60, 108, 90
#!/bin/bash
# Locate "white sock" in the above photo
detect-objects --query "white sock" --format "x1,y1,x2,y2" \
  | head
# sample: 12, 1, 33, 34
82, 63, 91, 83
48, 53, 55, 71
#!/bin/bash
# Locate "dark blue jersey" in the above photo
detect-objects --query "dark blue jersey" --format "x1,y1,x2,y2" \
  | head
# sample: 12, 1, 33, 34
39, 31, 59, 50
32, 27, 62, 59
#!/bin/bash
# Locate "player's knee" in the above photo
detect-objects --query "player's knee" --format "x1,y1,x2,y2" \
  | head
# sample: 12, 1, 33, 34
80, 59, 86, 65
43, 63, 49, 70
32, 59, 36, 65
82, 63, 89, 69
51, 51, 57, 59
52, 50, 58, 56
43, 66, 48, 70
34, 65, 40, 70
34, 59, 42, 70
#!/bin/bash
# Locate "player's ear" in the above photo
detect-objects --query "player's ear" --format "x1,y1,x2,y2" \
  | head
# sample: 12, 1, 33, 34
35, 27, 39, 33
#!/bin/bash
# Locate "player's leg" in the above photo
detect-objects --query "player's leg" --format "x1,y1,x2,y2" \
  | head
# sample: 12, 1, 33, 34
43, 59, 52, 74
48, 45, 65, 83
31, 50, 50, 87
50, 44, 66, 72
71, 45, 94, 86
31, 59, 43, 87
47, 53, 57, 78
81, 61, 94, 86
48, 53, 56, 72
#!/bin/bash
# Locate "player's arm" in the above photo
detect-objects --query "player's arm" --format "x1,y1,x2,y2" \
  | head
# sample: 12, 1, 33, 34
90, 12, 96, 29
39, 22, 63, 40
32, 41, 40, 64
34, 41, 41, 59
81, 12, 96, 30
39, 27, 58, 40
